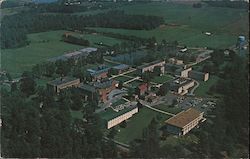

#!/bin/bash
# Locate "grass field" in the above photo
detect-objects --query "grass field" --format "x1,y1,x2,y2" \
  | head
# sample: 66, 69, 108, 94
0, 30, 122, 78
151, 74, 173, 84
154, 104, 183, 114
87, 2, 248, 49
113, 76, 132, 83
113, 107, 170, 144
194, 75, 219, 97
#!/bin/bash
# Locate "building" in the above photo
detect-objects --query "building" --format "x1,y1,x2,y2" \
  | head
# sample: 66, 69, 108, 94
48, 47, 97, 62
169, 77, 195, 95
138, 60, 165, 74
136, 83, 149, 96
79, 79, 118, 103
168, 58, 184, 65
47, 77, 80, 93
175, 67, 192, 78
112, 64, 130, 74
87, 65, 110, 81
100, 106, 138, 129
188, 70, 209, 81
165, 108, 205, 135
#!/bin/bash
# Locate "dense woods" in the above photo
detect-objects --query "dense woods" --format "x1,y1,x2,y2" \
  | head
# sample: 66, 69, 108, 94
0, 10, 164, 49
62, 34, 90, 46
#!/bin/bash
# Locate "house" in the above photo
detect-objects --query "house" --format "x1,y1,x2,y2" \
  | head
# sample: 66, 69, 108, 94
169, 77, 195, 95
79, 79, 118, 103
100, 106, 138, 129
136, 83, 150, 96
138, 60, 165, 74
165, 108, 205, 136
112, 64, 130, 74
47, 77, 80, 93
188, 70, 209, 81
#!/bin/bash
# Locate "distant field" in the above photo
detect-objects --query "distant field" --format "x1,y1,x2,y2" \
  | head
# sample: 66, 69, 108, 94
0, 30, 122, 77
87, 2, 248, 49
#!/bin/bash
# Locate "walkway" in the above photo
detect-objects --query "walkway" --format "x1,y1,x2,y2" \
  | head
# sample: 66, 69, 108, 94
109, 68, 137, 79
188, 80, 200, 95
139, 100, 176, 117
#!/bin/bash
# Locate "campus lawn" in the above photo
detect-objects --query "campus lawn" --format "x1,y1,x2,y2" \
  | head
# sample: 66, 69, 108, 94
151, 74, 173, 84
113, 107, 171, 144
70, 110, 83, 119
113, 76, 132, 83
194, 75, 219, 97
154, 104, 183, 115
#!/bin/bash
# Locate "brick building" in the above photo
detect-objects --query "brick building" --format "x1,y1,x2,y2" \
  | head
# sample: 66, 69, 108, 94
79, 79, 118, 103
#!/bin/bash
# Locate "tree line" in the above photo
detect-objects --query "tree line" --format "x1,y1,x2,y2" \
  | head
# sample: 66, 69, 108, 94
1, 10, 164, 49
62, 34, 90, 46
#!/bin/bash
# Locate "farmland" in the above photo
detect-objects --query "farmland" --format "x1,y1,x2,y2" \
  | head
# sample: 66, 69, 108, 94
0, 30, 122, 77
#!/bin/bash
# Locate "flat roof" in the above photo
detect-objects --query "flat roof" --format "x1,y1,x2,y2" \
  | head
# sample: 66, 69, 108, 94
138, 60, 165, 69
100, 106, 137, 121
113, 64, 129, 70
165, 108, 203, 128
48, 77, 79, 86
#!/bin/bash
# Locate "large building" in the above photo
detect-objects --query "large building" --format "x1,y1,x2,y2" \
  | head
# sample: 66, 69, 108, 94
100, 106, 138, 129
47, 77, 80, 93
188, 70, 209, 81
138, 60, 165, 74
175, 67, 192, 78
112, 64, 130, 74
79, 79, 118, 103
169, 77, 195, 95
165, 108, 205, 135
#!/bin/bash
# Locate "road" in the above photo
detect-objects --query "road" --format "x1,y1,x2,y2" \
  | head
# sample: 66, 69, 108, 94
188, 80, 200, 95
103, 137, 130, 152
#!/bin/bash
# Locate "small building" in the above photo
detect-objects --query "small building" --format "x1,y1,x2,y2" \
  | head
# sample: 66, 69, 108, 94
188, 70, 209, 81
136, 83, 149, 96
169, 77, 195, 95
47, 77, 80, 93
165, 108, 205, 135
138, 60, 165, 74
100, 106, 138, 129
168, 58, 184, 65
79, 79, 118, 103
112, 64, 130, 74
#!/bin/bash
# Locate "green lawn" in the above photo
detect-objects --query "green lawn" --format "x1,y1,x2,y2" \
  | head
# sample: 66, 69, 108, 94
70, 110, 83, 119
194, 75, 219, 97
113, 76, 132, 83
154, 104, 183, 114
113, 107, 171, 144
151, 74, 173, 84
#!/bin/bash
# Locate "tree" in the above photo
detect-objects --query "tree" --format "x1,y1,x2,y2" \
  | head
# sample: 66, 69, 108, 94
118, 81, 123, 89
19, 77, 36, 96
107, 128, 117, 139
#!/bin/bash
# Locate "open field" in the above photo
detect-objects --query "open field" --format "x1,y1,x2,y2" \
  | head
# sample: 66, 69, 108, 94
87, 2, 248, 49
0, 30, 122, 78
113, 107, 170, 144
194, 75, 219, 97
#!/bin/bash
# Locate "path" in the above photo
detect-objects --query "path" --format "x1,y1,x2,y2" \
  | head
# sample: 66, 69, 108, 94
188, 80, 200, 95
139, 100, 176, 117
104, 58, 122, 65
109, 68, 137, 79
103, 137, 130, 152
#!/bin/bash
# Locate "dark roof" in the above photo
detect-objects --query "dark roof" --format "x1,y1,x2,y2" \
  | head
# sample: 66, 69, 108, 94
48, 77, 79, 86
79, 83, 96, 92
138, 60, 165, 69
165, 108, 203, 128
113, 64, 129, 70
91, 68, 110, 77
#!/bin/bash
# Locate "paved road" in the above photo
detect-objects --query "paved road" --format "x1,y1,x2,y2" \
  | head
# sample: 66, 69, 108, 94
139, 100, 176, 117
188, 80, 200, 95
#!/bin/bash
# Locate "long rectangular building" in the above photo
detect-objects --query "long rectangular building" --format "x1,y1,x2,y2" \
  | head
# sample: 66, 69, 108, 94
165, 108, 204, 136
138, 60, 165, 74
100, 106, 138, 129
47, 77, 80, 93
